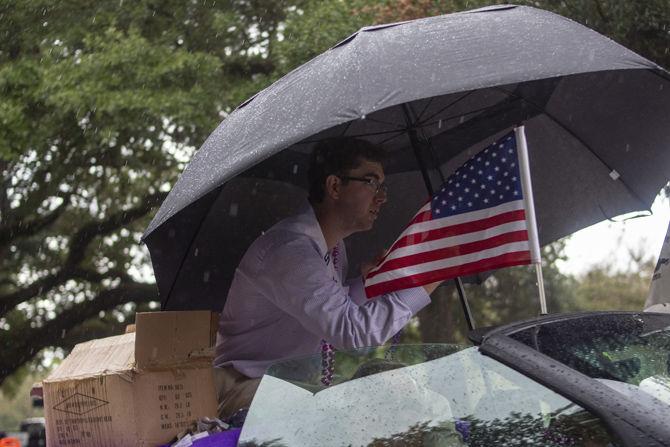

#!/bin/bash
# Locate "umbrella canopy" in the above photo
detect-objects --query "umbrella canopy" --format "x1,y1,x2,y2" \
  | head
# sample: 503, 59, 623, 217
143, 4, 670, 311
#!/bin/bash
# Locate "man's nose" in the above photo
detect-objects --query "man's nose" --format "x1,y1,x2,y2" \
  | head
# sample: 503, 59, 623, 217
375, 189, 388, 204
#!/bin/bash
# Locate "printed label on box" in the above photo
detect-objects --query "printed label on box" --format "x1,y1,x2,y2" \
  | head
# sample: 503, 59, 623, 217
155, 382, 196, 431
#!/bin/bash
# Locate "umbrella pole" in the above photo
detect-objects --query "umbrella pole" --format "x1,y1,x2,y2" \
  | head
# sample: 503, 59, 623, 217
401, 104, 476, 331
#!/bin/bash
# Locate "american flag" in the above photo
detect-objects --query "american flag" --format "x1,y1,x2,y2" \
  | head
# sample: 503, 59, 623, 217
364, 131, 534, 298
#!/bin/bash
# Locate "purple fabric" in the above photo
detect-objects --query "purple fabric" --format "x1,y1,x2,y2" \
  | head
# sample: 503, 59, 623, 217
159, 428, 242, 447
192, 428, 241, 447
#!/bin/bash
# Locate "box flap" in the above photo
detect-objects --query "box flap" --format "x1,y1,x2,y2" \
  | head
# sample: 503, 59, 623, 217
135, 311, 218, 369
45, 333, 135, 381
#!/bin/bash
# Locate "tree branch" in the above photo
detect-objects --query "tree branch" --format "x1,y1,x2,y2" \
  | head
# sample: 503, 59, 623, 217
0, 267, 125, 316
0, 191, 165, 316
66, 191, 167, 266
0, 280, 158, 384
0, 195, 70, 250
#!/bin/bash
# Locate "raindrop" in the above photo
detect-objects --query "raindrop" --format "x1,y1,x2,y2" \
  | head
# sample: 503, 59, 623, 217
292, 164, 299, 175
361, 115, 366, 120
229, 203, 239, 217
203, 271, 210, 283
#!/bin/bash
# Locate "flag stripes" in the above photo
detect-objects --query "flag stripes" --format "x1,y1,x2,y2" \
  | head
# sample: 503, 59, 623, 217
364, 131, 534, 298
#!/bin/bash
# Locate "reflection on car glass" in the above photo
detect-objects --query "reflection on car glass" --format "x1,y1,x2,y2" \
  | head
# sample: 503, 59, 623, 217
239, 344, 621, 447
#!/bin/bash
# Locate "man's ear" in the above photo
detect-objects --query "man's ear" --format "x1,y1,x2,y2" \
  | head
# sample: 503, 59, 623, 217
325, 174, 341, 200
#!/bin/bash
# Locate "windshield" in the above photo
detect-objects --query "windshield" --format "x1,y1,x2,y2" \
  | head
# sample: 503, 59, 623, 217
238, 344, 619, 446
508, 313, 670, 408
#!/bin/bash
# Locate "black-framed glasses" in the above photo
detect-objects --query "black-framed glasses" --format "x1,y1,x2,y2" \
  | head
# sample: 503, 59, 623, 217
338, 176, 388, 195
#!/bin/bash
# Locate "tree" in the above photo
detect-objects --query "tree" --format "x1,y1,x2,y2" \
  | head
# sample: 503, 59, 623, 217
2, 0, 668, 384
0, 0, 303, 385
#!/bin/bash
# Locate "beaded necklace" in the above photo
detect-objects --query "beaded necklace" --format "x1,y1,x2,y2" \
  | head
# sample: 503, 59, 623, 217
320, 244, 402, 385
320, 244, 339, 386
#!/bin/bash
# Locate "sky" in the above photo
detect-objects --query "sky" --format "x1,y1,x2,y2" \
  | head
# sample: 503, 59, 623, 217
558, 194, 669, 276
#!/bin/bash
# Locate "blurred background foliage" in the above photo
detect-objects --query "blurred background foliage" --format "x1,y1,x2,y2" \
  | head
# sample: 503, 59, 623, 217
1, 0, 668, 429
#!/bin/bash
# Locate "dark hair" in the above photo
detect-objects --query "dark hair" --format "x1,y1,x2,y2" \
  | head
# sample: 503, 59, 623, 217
308, 137, 385, 203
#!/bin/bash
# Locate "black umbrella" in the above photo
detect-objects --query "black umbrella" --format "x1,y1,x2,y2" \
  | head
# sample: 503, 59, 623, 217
142, 4, 670, 311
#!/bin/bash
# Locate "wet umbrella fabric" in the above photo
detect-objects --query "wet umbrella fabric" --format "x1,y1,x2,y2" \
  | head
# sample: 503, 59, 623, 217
142, 4, 670, 311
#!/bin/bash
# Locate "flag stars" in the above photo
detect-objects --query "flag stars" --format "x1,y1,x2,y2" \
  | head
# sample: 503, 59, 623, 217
430, 132, 522, 218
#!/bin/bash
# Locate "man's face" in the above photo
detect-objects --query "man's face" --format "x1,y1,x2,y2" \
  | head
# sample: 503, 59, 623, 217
336, 158, 387, 233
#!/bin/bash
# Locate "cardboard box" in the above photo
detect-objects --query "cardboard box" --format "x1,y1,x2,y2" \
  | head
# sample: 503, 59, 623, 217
43, 332, 218, 447
135, 311, 218, 369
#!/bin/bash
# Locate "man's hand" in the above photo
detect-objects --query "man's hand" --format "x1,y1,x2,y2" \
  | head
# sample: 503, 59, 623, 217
361, 248, 388, 277
422, 281, 443, 295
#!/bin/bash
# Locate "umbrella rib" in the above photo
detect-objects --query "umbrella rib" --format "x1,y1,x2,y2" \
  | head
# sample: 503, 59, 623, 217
376, 130, 408, 146
408, 102, 447, 184
296, 128, 407, 145
358, 116, 407, 130
417, 91, 475, 127
338, 120, 354, 137
415, 96, 435, 123
416, 104, 505, 131
494, 86, 652, 212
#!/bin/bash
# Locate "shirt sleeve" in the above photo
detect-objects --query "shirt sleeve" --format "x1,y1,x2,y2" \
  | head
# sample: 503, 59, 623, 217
257, 237, 431, 350
345, 276, 367, 306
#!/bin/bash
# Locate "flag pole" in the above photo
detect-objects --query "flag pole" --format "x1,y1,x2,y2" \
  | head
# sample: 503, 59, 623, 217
515, 126, 547, 315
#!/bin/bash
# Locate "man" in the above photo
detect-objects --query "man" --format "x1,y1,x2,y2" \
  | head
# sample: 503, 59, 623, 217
213, 137, 441, 418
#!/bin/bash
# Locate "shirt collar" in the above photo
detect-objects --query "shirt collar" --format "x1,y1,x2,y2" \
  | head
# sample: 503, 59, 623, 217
290, 203, 329, 258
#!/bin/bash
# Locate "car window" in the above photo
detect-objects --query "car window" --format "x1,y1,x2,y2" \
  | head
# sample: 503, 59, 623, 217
509, 313, 670, 408
238, 344, 620, 446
